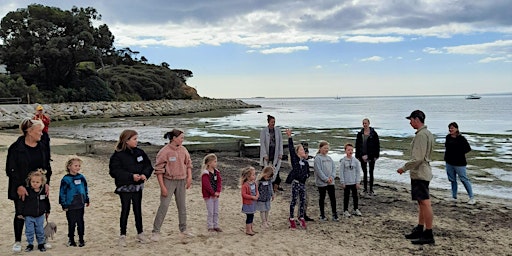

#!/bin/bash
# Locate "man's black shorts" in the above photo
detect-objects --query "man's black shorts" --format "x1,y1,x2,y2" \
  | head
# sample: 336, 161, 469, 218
411, 179, 430, 201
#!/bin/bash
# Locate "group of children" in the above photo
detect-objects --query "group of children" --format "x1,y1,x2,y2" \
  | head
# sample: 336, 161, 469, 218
237, 128, 364, 234
17, 137, 362, 251
17, 157, 89, 252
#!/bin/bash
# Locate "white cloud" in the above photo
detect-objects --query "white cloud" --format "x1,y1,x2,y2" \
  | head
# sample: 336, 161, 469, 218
260, 46, 309, 54
345, 36, 404, 43
443, 40, 512, 55
478, 57, 507, 63
423, 47, 444, 54
314, 65, 323, 69
360, 56, 384, 62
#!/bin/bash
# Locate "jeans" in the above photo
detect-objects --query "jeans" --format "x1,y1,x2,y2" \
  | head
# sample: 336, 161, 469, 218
66, 208, 85, 240
446, 163, 474, 199
343, 185, 359, 211
25, 215, 45, 245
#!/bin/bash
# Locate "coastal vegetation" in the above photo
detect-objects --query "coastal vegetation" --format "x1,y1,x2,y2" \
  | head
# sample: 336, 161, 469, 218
0, 4, 198, 103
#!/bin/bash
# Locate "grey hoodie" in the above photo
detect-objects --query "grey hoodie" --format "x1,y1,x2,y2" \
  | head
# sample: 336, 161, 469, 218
314, 154, 336, 187
339, 156, 361, 185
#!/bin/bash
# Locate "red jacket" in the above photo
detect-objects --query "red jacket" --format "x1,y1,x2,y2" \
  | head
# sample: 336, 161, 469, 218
241, 182, 259, 205
201, 169, 222, 199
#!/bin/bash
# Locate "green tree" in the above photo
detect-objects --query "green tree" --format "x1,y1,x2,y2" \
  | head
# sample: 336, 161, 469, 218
0, 4, 114, 93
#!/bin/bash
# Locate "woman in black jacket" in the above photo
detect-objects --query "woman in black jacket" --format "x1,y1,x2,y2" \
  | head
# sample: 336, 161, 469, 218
109, 130, 153, 246
355, 118, 380, 197
6, 119, 52, 253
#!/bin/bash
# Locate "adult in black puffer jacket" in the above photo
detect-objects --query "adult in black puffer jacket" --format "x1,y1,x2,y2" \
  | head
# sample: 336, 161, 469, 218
355, 118, 380, 196
6, 119, 52, 253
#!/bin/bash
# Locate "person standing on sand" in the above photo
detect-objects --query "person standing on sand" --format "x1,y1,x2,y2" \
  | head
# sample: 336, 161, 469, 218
397, 110, 435, 245
6, 118, 52, 253
314, 141, 338, 221
355, 118, 380, 197
284, 128, 310, 230
444, 122, 476, 205
151, 129, 194, 241
201, 153, 223, 233
109, 130, 153, 246
260, 115, 284, 193
33, 105, 51, 157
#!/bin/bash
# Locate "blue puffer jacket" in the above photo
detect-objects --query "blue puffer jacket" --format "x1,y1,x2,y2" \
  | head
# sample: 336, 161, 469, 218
59, 173, 89, 210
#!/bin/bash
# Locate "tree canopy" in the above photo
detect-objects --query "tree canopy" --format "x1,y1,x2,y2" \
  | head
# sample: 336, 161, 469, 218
0, 4, 198, 103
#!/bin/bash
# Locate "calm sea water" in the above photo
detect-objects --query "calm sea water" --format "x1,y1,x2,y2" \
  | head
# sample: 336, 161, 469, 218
51, 94, 512, 199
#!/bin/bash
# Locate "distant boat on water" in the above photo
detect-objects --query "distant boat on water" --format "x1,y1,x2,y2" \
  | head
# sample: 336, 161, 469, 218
334, 95, 341, 100
466, 94, 481, 100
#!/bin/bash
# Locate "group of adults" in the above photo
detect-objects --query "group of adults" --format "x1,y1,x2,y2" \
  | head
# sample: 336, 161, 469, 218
259, 110, 476, 245
6, 105, 476, 250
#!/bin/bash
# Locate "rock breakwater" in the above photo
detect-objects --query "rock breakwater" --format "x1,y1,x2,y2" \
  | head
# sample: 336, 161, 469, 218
0, 99, 259, 129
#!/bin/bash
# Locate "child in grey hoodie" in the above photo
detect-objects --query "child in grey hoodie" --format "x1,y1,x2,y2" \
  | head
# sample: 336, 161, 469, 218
339, 143, 362, 217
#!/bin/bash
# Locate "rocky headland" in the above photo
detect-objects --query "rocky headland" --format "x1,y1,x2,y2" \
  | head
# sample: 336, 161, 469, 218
0, 99, 259, 129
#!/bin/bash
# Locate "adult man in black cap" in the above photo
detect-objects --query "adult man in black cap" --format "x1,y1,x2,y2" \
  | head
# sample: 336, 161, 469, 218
397, 110, 435, 245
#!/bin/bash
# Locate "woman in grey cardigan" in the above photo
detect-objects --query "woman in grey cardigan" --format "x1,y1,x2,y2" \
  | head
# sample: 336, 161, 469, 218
259, 115, 284, 192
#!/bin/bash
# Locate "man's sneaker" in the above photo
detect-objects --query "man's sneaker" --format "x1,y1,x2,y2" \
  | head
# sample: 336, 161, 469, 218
151, 232, 160, 242
319, 216, 328, 222
445, 197, 458, 203
67, 239, 77, 247
467, 198, 476, 205
405, 226, 423, 239
12, 242, 22, 252
289, 218, 297, 230
213, 227, 224, 232
78, 240, 85, 247
180, 230, 195, 238
411, 230, 435, 245
369, 191, 376, 196
353, 209, 362, 216
24, 244, 34, 252
118, 235, 127, 247
343, 211, 351, 217
299, 218, 307, 229
38, 244, 47, 252
332, 215, 339, 222
304, 215, 314, 221
137, 232, 150, 243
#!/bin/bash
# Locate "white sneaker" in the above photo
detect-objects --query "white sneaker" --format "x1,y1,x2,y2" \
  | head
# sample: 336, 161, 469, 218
136, 232, 149, 243
150, 232, 160, 242
467, 198, 476, 205
343, 211, 351, 217
353, 209, 362, 216
446, 197, 458, 202
118, 235, 127, 247
180, 230, 195, 238
12, 241, 22, 252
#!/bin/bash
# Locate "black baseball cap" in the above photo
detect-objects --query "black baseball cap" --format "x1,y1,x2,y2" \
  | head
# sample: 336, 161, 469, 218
406, 110, 425, 120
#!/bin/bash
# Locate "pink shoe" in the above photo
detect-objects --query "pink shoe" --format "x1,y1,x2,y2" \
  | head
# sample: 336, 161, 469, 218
289, 218, 297, 230
299, 218, 307, 229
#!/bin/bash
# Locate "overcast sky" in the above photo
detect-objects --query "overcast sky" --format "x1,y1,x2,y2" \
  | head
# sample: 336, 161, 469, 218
1, 0, 511, 98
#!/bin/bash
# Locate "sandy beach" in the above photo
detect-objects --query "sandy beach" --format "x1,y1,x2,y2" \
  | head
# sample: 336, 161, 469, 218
1, 133, 511, 256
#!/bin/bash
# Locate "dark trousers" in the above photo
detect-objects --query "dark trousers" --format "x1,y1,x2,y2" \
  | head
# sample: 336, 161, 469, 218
343, 185, 359, 211
119, 191, 143, 235
13, 200, 24, 242
318, 185, 337, 217
66, 208, 85, 241
361, 160, 376, 191
245, 214, 254, 224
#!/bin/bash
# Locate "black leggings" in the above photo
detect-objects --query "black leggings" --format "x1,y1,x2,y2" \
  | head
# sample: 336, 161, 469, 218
118, 191, 143, 235
343, 185, 359, 211
318, 185, 337, 217
361, 160, 376, 191
245, 214, 254, 224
